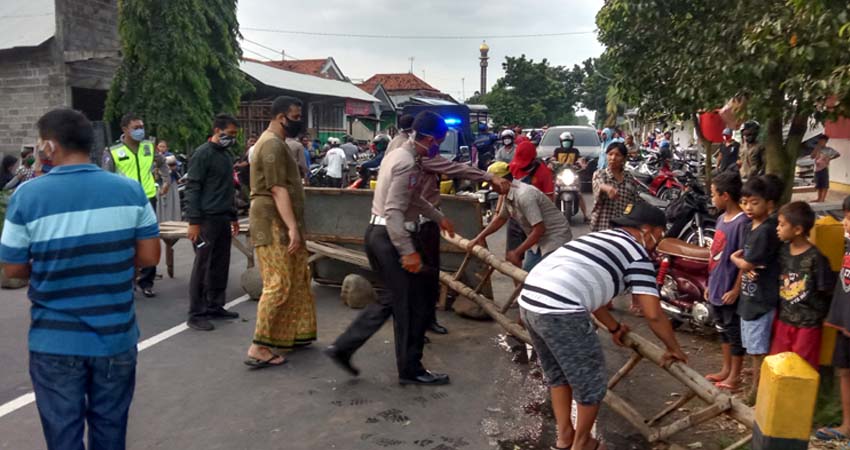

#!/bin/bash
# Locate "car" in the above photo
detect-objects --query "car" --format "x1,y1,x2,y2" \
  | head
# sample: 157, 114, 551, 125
537, 125, 602, 192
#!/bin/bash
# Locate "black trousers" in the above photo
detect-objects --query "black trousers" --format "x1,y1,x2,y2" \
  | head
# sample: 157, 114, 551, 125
332, 225, 429, 378
188, 217, 232, 318
137, 197, 157, 289
419, 221, 441, 325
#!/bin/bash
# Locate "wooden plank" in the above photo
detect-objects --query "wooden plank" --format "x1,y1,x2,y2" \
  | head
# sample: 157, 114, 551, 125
607, 353, 642, 390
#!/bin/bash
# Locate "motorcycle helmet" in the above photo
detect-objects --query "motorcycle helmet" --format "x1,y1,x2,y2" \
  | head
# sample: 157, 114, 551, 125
559, 131, 574, 148
500, 129, 515, 147
372, 134, 390, 153
328, 137, 341, 146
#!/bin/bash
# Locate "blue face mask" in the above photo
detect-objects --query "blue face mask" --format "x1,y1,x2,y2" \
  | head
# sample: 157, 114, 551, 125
428, 143, 440, 158
130, 128, 146, 142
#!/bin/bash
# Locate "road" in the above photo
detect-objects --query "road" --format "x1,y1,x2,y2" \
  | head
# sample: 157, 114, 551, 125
0, 193, 740, 450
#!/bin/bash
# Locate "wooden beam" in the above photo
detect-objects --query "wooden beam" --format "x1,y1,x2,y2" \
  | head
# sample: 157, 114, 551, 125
646, 390, 697, 427
720, 434, 752, 450
499, 283, 524, 314
607, 354, 642, 390
603, 391, 654, 438
653, 398, 731, 441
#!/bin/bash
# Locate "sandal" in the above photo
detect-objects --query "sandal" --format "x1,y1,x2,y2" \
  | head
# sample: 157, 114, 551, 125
815, 427, 848, 441
244, 354, 286, 369
714, 381, 742, 393
705, 373, 727, 382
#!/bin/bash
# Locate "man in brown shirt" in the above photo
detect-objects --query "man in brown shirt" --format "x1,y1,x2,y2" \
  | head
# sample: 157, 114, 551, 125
244, 96, 316, 368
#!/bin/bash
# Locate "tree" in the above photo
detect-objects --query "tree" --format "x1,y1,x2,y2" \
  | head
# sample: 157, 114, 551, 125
105, 0, 251, 151
578, 55, 619, 127
597, 0, 850, 200
476, 55, 586, 127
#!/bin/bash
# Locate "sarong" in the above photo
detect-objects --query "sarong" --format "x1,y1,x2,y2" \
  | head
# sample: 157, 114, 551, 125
252, 222, 317, 350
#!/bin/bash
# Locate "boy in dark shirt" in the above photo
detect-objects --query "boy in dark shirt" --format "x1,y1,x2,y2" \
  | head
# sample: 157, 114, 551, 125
705, 172, 749, 390
731, 174, 783, 404
771, 201, 834, 369
817, 196, 850, 441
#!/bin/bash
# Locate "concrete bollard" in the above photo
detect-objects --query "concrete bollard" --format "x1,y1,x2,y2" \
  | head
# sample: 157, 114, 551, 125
753, 352, 820, 450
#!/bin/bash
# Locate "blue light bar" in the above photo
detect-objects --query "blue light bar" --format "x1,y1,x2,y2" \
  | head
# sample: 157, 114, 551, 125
444, 117, 462, 126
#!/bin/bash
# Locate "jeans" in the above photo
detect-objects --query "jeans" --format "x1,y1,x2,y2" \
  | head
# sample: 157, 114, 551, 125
29, 348, 137, 450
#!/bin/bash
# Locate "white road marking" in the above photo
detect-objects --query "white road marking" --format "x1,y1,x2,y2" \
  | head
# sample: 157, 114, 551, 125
0, 294, 251, 420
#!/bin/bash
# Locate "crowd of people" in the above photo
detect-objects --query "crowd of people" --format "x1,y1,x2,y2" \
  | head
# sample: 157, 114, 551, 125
3, 100, 850, 450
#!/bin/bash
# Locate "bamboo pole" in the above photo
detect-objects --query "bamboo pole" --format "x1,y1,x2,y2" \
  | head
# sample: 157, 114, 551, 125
646, 390, 697, 427
653, 398, 730, 441
607, 354, 643, 390
499, 284, 524, 314
720, 434, 752, 450
603, 390, 654, 438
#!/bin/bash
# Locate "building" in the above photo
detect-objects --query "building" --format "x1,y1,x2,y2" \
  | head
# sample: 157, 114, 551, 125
0, 0, 119, 158
258, 57, 347, 81
238, 59, 379, 144
357, 73, 458, 110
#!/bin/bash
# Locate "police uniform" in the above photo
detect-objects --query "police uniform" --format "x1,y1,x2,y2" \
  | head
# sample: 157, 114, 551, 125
417, 155, 492, 332
385, 130, 410, 154
330, 139, 445, 381
104, 139, 158, 291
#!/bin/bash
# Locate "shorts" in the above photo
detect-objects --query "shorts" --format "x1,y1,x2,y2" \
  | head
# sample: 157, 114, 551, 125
507, 218, 527, 252
521, 308, 607, 405
834, 332, 850, 370
770, 319, 822, 369
815, 168, 829, 189
741, 309, 775, 355
710, 303, 745, 356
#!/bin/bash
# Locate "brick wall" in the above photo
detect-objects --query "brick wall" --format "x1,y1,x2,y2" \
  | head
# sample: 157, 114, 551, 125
0, 44, 68, 157
57, 0, 119, 91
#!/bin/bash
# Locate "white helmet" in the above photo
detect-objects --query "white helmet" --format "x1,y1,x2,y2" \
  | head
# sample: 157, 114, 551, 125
328, 137, 340, 146
559, 131, 574, 142
500, 129, 515, 139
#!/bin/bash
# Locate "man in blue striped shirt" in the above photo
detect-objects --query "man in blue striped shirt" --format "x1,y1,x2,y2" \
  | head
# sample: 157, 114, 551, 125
0, 108, 161, 450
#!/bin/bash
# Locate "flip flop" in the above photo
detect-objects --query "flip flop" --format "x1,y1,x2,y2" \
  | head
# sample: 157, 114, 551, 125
714, 381, 742, 392
243, 354, 286, 369
815, 427, 848, 441
705, 374, 726, 382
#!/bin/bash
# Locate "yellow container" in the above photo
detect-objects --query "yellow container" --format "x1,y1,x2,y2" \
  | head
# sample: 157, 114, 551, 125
753, 352, 820, 449
440, 179, 454, 195
369, 179, 377, 190
810, 215, 843, 366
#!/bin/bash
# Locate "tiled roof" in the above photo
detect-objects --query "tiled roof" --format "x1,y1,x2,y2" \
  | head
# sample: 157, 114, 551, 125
242, 57, 332, 78
358, 73, 439, 93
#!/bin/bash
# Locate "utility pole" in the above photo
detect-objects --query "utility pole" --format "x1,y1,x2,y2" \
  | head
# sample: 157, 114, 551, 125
408, 57, 415, 73
461, 77, 465, 102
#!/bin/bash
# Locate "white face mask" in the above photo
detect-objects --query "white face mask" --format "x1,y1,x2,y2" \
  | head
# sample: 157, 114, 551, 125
640, 228, 659, 248
503, 138, 513, 146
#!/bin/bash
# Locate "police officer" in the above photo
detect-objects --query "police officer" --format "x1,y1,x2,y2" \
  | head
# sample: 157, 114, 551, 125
417, 135, 511, 335
103, 112, 158, 297
325, 111, 456, 385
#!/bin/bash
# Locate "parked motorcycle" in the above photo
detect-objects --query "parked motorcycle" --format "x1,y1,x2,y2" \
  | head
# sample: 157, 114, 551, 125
654, 237, 713, 331
631, 161, 684, 202
640, 173, 716, 247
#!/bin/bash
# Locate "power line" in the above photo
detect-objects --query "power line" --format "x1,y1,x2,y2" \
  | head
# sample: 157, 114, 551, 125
240, 37, 301, 60
240, 27, 597, 40
241, 46, 276, 61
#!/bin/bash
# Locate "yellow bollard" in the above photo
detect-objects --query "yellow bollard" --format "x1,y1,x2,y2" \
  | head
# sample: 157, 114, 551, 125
811, 216, 843, 366
753, 352, 820, 450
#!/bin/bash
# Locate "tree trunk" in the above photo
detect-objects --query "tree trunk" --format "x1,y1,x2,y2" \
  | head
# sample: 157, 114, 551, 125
764, 115, 806, 204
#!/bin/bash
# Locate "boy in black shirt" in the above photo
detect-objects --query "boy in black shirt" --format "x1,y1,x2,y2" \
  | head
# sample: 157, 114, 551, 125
730, 175, 783, 404
771, 201, 834, 369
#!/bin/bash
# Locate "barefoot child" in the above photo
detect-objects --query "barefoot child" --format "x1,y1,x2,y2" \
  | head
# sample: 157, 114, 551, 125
816, 196, 850, 441
705, 172, 749, 390
771, 201, 834, 369
730, 175, 783, 403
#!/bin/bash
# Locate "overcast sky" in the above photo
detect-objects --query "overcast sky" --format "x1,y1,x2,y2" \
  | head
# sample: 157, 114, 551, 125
237, 0, 605, 105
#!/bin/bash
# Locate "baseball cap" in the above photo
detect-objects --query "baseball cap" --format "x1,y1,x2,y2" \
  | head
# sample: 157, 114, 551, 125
610, 202, 667, 228
487, 161, 510, 178
509, 141, 537, 179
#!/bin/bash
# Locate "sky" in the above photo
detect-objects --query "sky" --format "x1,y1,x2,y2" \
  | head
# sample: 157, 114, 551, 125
236, 0, 605, 110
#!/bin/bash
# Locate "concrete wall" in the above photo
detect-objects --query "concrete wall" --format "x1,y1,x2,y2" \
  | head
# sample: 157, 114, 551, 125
0, 43, 68, 157
57, 0, 119, 92
827, 138, 850, 191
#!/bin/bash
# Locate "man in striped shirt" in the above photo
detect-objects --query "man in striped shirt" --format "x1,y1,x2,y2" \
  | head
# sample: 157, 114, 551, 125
0, 109, 161, 449
518, 202, 686, 450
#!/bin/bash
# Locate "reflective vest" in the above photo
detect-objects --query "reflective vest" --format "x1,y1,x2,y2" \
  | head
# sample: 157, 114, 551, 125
110, 140, 156, 198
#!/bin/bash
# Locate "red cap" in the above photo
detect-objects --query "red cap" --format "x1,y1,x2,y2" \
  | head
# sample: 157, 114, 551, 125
509, 141, 538, 179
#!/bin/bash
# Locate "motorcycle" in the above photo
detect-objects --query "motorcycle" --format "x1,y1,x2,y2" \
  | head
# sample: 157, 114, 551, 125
631, 161, 684, 202
654, 238, 713, 331
640, 173, 716, 247
554, 163, 581, 223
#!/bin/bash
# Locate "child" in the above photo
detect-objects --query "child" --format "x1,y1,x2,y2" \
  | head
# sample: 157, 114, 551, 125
730, 175, 783, 404
816, 196, 850, 441
705, 172, 749, 390
771, 201, 834, 369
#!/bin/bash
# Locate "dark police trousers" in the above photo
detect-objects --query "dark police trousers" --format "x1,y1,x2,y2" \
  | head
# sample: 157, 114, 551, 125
188, 217, 232, 318
137, 197, 157, 289
419, 221, 441, 326
332, 224, 429, 379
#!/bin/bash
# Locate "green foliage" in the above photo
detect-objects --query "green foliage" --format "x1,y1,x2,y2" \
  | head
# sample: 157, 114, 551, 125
477, 55, 585, 127
578, 56, 617, 126
597, 0, 850, 201
105, 0, 251, 152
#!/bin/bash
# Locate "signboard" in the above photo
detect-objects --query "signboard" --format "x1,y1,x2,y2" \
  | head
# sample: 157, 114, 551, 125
345, 99, 372, 116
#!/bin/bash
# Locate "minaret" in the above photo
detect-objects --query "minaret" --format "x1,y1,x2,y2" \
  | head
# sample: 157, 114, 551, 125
479, 41, 489, 96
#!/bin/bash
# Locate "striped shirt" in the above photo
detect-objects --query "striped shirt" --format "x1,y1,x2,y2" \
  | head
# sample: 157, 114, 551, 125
0, 164, 159, 356
519, 228, 659, 314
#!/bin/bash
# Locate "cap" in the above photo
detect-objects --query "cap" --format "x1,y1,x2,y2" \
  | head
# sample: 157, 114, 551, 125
487, 161, 510, 178
509, 141, 537, 179
610, 202, 667, 228
413, 111, 448, 140
722, 128, 733, 136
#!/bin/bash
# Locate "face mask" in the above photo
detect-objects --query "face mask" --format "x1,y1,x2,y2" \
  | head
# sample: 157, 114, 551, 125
25, 156, 35, 166
561, 141, 573, 149
428, 142, 440, 158
744, 134, 756, 143
282, 117, 303, 137
218, 134, 236, 148
640, 228, 659, 248
38, 140, 55, 161
129, 128, 145, 142
503, 138, 513, 146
